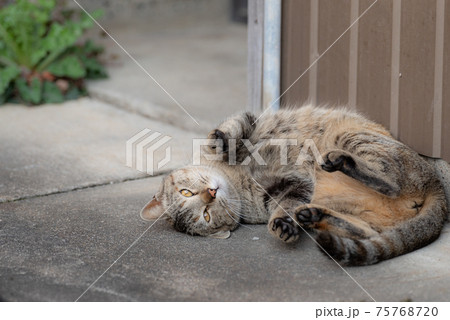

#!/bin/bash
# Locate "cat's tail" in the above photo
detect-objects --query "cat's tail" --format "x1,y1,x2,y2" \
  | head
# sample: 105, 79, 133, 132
315, 190, 448, 266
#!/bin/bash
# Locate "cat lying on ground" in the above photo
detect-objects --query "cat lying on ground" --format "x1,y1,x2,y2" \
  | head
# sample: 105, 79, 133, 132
141, 105, 447, 266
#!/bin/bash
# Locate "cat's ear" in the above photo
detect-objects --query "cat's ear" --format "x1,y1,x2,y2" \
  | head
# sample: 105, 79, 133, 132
140, 195, 165, 221
208, 230, 231, 239
141, 179, 166, 221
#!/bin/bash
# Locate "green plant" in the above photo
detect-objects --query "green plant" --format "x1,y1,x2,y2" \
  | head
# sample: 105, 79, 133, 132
0, 0, 107, 105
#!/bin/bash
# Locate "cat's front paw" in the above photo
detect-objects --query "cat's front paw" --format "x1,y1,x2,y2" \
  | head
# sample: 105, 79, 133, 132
207, 129, 229, 154
321, 150, 355, 172
268, 214, 300, 243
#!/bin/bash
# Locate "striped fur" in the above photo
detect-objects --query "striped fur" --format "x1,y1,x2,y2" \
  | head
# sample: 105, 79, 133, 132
142, 105, 448, 266
315, 190, 447, 266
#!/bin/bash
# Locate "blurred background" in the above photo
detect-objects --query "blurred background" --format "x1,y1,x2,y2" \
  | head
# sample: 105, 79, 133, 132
75, 0, 248, 128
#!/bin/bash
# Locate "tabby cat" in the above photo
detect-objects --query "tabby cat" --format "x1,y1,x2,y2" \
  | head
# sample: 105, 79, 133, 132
141, 105, 447, 266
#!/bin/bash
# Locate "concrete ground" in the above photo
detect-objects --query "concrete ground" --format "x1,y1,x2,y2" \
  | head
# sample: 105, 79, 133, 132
87, 19, 247, 131
1, 19, 450, 302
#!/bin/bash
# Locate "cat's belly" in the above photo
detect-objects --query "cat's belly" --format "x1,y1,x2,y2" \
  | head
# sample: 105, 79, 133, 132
312, 170, 421, 228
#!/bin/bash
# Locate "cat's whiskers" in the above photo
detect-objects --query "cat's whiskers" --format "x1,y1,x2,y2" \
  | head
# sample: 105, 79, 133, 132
225, 204, 248, 217
224, 208, 254, 231
223, 195, 252, 205
223, 200, 255, 219
226, 197, 252, 204
191, 167, 211, 186
191, 167, 204, 182
226, 201, 253, 218
218, 197, 241, 213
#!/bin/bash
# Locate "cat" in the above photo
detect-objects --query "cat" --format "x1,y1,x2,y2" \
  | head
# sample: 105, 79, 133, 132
140, 105, 448, 266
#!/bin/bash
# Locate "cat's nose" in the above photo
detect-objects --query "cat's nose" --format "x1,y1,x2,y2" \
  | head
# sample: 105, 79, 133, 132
207, 188, 217, 199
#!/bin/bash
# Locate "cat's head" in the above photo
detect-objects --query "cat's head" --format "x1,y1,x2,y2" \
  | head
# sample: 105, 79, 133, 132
140, 166, 241, 239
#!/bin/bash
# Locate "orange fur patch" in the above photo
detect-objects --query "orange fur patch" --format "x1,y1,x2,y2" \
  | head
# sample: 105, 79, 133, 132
313, 171, 421, 229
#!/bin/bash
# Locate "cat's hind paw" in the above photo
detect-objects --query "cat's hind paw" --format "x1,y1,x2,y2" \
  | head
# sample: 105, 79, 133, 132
296, 207, 323, 226
268, 215, 300, 243
321, 150, 355, 172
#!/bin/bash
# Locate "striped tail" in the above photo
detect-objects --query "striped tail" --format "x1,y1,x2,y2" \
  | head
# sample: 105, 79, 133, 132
315, 191, 448, 266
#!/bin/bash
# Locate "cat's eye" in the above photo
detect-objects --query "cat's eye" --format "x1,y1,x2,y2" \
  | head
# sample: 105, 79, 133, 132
180, 189, 194, 197
203, 208, 211, 223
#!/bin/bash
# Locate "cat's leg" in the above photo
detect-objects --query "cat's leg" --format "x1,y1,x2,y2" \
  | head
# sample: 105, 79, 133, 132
293, 204, 378, 238
265, 169, 315, 243
207, 112, 256, 156
322, 132, 403, 197
268, 202, 379, 243
292, 204, 389, 265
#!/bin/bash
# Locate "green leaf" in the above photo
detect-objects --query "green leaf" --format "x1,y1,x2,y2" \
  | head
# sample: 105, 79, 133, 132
0, 65, 20, 95
16, 78, 42, 104
0, 0, 54, 67
42, 22, 80, 53
0, 82, 14, 105
0, 21, 21, 62
82, 57, 108, 79
42, 81, 64, 103
34, 22, 82, 70
37, 0, 56, 11
0, 1, 106, 104
65, 85, 83, 100
81, 39, 104, 55
47, 55, 86, 79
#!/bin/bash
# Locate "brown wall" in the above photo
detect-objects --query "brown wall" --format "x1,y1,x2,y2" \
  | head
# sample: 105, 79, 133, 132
281, 0, 448, 161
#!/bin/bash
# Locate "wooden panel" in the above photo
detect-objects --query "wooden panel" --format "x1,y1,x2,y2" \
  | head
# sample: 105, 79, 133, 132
278, 0, 450, 161
316, 0, 351, 105
280, 0, 310, 107
442, 0, 450, 160
432, 0, 445, 157
398, 0, 436, 156
348, 0, 359, 109
356, 0, 392, 127
389, 0, 401, 138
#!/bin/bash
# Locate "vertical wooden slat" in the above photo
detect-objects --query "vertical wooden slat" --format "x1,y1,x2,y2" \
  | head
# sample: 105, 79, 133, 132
390, 0, 401, 138
247, 0, 264, 113
316, 0, 351, 105
441, 0, 450, 161
309, 0, 319, 105
348, 0, 359, 109
356, 0, 392, 128
432, 0, 445, 157
280, 0, 311, 107
398, 0, 436, 156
